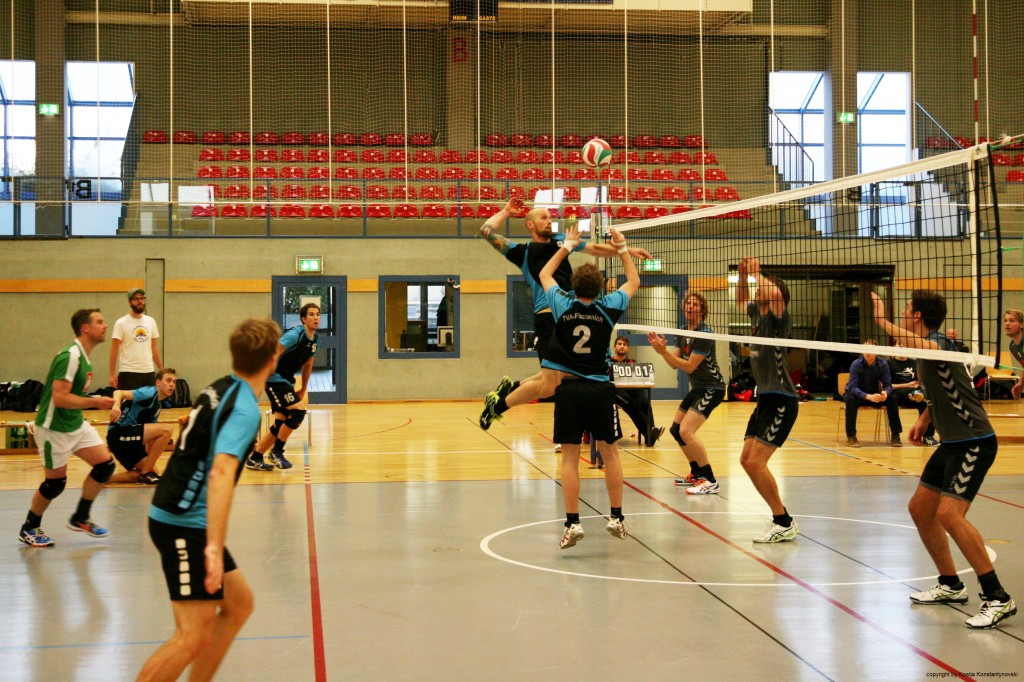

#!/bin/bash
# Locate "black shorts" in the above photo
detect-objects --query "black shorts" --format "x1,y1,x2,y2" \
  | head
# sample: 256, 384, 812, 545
919, 435, 997, 503
107, 424, 147, 470
553, 379, 622, 445
744, 393, 799, 447
679, 387, 725, 419
117, 371, 155, 391
266, 381, 301, 413
534, 312, 556, 363
149, 518, 237, 601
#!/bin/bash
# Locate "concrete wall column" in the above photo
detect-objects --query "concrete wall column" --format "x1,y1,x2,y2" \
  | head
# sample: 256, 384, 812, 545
35, 1, 66, 235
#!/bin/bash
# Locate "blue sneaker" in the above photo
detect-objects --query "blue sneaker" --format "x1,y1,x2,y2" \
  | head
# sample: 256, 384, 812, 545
19, 527, 55, 547
66, 517, 109, 538
245, 454, 273, 471
267, 450, 293, 470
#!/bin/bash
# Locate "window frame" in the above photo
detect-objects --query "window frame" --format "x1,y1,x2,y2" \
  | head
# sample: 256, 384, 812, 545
377, 275, 460, 359
506, 274, 537, 358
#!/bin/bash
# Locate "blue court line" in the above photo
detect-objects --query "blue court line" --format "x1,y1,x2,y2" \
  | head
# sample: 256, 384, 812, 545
0, 634, 307, 652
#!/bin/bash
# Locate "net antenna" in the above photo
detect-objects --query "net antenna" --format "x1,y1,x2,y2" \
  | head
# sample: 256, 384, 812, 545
607, 141, 1006, 373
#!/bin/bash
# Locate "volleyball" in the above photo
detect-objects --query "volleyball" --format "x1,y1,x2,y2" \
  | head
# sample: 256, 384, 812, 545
582, 138, 613, 167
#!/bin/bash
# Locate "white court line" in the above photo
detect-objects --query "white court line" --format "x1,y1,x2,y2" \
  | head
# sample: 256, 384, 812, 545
480, 511, 995, 587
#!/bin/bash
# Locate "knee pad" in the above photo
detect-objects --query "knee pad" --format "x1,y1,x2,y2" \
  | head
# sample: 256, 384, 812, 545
90, 459, 116, 484
669, 422, 686, 447
285, 409, 306, 430
38, 477, 67, 500
270, 419, 282, 437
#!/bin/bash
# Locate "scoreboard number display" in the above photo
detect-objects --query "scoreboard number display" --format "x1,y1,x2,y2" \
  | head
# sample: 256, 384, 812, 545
611, 362, 656, 388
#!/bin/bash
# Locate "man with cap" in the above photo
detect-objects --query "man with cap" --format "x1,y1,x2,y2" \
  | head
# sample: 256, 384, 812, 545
110, 287, 163, 390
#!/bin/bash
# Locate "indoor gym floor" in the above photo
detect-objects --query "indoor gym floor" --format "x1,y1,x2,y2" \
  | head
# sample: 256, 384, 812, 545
0, 398, 1022, 681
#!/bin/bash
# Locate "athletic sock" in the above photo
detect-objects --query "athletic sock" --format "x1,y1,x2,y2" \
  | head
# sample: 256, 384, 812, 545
610, 507, 624, 521
565, 513, 580, 527
978, 571, 1009, 601
510, 381, 521, 393
24, 510, 42, 530
772, 509, 793, 528
73, 497, 94, 522
700, 465, 716, 483
495, 396, 510, 415
274, 438, 286, 452
938, 574, 965, 590
250, 450, 265, 461
689, 461, 700, 476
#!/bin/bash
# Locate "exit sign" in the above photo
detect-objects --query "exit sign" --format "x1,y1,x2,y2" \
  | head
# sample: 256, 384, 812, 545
295, 256, 323, 274
837, 111, 856, 124
38, 103, 60, 116
641, 258, 664, 272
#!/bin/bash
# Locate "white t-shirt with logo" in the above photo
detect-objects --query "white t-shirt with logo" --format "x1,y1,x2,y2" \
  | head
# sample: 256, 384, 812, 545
113, 313, 160, 372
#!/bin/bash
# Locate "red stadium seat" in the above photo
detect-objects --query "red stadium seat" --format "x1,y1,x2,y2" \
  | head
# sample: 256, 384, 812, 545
415, 167, 440, 180
280, 166, 304, 179
510, 133, 533, 147
226, 166, 251, 179
308, 149, 329, 163
1013, 154, 1024, 166
469, 168, 493, 180
465, 150, 489, 163
142, 130, 167, 143
535, 133, 555, 148
308, 132, 329, 146
410, 133, 434, 146
199, 148, 224, 161
485, 134, 508, 147
662, 186, 688, 201
280, 204, 306, 218
541, 150, 566, 164
220, 203, 248, 218
253, 166, 278, 179
366, 204, 391, 218
600, 168, 624, 180
413, 150, 437, 163
422, 204, 446, 218
420, 185, 443, 199
387, 149, 408, 164
333, 149, 357, 163
634, 135, 657, 148
678, 168, 700, 181
632, 187, 659, 201
925, 137, 949, 150
228, 131, 251, 145
198, 166, 223, 179
389, 167, 409, 179
250, 204, 277, 218
1007, 170, 1024, 182
309, 204, 335, 218
281, 184, 307, 199
566, 151, 584, 165
616, 205, 641, 219
206, 184, 222, 199
449, 204, 475, 218
337, 204, 362, 218
491, 150, 513, 163
692, 186, 709, 201
255, 149, 278, 162
561, 187, 581, 201
393, 185, 417, 200
253, 185, 279, 200
574, 168, 597, 181
627, 168, 650, 180
191, 205, 216, 218
361, 149, 385, 163
552, 168, 572, 181
442, 167, 466, 180
224, 184, 251, 199
643, 151, 667, 165
281, 132, 304, 145
705, 168, 729, 181
644, 206, 669, 219
683, 135, 704, 148
333, 132, 357, 146
334, 185, 361, 200
527, 186, 544, 200
608, 135, 627, 148
671, 205, 692, 214
362, 167, 386, 179
310, 185, 331, 199
394, 204, 420, 218
447, 185, 477, 200
609, 186, 627, 201
651, 169, 675, 181
560, 134, 584, 148
476, 204, 500, 219
992, 153, 1012, 166
522, 168, 546, 180
334, 167, 358, 179
360, 132, 383, 146
516, 150, 540, 164
478, 185, 499, 200
722, 209, 753, 219
562, 205, 589, 219
617, 151, 640, 164
693, 151, 718, 165
954, 136, 972, 148
255, 131, 278, 145
439, 150, 462, 163
173, 130, 197, 144
308, 167, 329, 179
384, 133, 405, 146
504, 186, 525, 199
366, 185, 389, 200
496, 167, 519, 180
227, 148, 250, 162
669, 151, 693, 164
659, 135, 682, 148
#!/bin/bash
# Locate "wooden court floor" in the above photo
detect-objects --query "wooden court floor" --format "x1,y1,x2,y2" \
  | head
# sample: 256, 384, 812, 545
1, 398, 1022, 681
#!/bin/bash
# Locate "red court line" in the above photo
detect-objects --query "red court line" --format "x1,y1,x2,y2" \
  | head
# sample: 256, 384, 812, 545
624, 481, 975, 682
303, 447, 327, 682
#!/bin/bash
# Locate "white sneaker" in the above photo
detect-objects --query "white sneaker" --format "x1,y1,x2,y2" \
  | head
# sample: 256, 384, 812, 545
560, 523, 584, 549
686, 479, 720, 495
554, 443, 562, 453
752, 520, 799, 543
605, 517, 627, 539
965, 596, 1017, 629
909, 583, 969, 604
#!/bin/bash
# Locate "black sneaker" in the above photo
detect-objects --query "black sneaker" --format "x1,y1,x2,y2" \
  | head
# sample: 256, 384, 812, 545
244, 454, 273, 471
136, 471, 161, 485
647, 426, 665, 447
478, 392, 500, 431
494, 376, 515, 400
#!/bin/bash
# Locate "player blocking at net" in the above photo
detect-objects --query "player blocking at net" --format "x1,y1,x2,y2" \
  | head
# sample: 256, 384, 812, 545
871, 290, 1015, 629
538, 222, 640, 549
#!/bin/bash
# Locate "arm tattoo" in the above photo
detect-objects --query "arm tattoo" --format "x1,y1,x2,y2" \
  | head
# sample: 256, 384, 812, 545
480, 223, 509, 252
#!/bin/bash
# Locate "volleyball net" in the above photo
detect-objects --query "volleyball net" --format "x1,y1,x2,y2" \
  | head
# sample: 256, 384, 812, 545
607, 142, 1006, 378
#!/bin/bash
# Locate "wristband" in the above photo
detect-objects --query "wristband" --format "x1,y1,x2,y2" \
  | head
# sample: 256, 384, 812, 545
561, 239, 578, 252
613, 241, 628, 254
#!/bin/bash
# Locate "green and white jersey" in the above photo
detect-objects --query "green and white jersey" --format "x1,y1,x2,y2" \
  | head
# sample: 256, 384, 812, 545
35, 340, 93, 432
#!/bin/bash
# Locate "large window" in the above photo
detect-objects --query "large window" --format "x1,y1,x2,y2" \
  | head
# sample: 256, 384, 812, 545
857, 72, 911, 173
769, 71, 826, 184
507, 276, 536, 356
379, 276, 459, 358
67, 61, 135, 199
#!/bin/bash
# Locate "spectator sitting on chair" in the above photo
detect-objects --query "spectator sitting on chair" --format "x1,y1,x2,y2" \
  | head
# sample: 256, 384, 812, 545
945, 328, 970, 353
888, 343, 938, 446
844, 339, 903, 448
610, 336, 663, 446
1003, 309, 1024, 399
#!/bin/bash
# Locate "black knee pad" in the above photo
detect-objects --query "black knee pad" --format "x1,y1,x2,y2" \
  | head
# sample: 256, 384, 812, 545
90, 459, 116, 484
285, 409, 306, 430
39, 477, 67, 500
669, 422, 686, 447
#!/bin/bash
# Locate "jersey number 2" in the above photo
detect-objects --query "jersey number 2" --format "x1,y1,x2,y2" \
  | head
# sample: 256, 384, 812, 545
572, 325, 592, 354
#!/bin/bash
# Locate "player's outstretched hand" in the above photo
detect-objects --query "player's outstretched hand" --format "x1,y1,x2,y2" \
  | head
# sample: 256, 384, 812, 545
647, 332, 668, 354
504, 197, 527, 217
870, 292, 886, 324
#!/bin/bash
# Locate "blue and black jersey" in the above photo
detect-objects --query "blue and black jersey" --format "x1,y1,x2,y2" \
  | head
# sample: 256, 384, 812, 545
269, 326, 318, 384
504, 235, 585, 313
109, 384, 162, 431
542, 286, 631, 381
